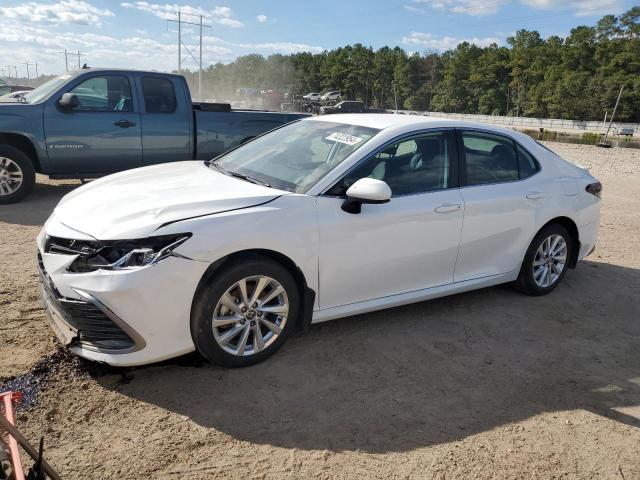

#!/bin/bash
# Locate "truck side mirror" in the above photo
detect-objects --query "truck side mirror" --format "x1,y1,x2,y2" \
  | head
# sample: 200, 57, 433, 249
58, 93, 79, 110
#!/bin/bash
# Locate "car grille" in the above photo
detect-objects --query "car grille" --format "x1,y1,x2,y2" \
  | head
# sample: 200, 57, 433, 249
38, 253, 135, 351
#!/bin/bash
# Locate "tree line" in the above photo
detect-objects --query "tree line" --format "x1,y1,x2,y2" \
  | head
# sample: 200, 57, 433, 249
183, 6, 639, 122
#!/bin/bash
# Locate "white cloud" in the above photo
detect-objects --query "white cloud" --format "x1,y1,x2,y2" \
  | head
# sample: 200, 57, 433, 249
256, 14, 268, 23
0, 22, 322, 76
521, 0, 625, 17
0, 0, 114, 25
406, 0, 503, 17
407, 0, 625, 17
120, 2, 244, 28
202, 35, 323, 54
402, 31, 501, 50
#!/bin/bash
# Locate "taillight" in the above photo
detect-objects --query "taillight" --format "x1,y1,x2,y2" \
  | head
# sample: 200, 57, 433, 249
585, 181, 602, 198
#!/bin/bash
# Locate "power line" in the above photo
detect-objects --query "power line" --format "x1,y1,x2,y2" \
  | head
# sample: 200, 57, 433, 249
59, 49, 85, 71
166, 11, 211, 100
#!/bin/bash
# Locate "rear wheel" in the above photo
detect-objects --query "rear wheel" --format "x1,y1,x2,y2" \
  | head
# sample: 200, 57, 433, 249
191, 257, 300, 367
516, 224, 572, 296
0, 145, 35, 204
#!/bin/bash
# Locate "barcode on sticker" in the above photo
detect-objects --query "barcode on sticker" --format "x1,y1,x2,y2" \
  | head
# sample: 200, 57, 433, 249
325, 132, 363, 146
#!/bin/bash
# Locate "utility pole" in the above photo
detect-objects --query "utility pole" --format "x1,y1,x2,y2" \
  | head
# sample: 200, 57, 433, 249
60, 50, 83, 71
23, 62, 40, 86
167, 11, 211, 100
601, 85, 624, 146
199, 14, 203, 100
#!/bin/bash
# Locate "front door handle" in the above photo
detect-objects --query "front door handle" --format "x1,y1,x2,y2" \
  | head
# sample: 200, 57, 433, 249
114, 119, 136, 128
526, 191, 545, 200
434, 203, 462, 213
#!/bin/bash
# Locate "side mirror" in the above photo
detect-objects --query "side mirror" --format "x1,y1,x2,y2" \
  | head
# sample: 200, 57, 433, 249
341, 178, 392, 214
58, 93, 79, 110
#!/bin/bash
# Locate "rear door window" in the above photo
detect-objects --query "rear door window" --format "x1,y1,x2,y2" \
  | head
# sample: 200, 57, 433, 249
461, 130, 518, 185
516, 143, 539, 179
142, 77, 177, 113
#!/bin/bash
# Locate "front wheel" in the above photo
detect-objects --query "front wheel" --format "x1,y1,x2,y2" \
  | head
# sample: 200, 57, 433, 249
0, 145, 35, 204
191, 257, 300, 367
516, 224, 573, 296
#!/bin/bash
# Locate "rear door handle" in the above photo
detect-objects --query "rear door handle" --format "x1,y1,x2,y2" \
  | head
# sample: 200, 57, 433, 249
526, 191, 545, 200
114, 119, 136, 128
434, 203, 462, 213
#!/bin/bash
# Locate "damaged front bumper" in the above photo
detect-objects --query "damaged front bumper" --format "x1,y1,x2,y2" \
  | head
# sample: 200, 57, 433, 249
36, 227, 211, 367
38, 255, 146, 354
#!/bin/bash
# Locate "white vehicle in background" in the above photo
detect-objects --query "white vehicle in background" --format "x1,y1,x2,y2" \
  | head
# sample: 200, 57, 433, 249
303, 92, 322, 101
615, 127, 634, 137
37, 115, 601, 368
0, 90, 31, 102
321, 90, 341, 101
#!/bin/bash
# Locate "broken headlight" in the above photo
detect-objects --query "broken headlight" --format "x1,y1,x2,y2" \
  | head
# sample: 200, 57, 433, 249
61, 234, 192, 273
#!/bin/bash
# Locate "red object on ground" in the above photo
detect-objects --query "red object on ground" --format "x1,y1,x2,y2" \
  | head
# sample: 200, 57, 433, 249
1, 391, 25, 480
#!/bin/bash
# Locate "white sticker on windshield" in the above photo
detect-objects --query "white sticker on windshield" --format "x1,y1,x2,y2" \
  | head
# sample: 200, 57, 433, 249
325, 132, 363, 146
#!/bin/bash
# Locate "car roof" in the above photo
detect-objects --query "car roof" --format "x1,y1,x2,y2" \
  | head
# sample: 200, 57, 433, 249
307, 113, 525, 138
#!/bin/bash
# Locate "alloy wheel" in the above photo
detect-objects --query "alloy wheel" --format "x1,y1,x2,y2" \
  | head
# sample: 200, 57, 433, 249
533, 234, 567, 288
212, 275, 289, 356
0, 157, 23, 196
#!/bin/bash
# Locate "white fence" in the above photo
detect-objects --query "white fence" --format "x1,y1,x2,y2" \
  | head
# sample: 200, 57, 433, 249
396, 110, 639, 135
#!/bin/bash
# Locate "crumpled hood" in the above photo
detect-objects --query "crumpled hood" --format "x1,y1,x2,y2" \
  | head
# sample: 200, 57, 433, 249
53, 161, 285, 239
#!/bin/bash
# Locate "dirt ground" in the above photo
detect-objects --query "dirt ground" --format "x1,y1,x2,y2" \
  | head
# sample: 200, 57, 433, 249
1, 143, 639, 479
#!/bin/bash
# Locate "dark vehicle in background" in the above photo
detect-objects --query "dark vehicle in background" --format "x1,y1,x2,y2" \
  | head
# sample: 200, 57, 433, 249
0, 69, 308, 203
320, 100, 388, 115
320, 100, 365, 114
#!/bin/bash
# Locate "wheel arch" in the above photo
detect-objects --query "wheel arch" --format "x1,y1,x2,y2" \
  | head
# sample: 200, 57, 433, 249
539, 216, 580, 268
191, 248, 316, 330
0, 133, 41, 172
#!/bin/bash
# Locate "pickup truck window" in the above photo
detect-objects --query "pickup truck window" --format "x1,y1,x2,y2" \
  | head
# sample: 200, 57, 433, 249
142, 77, 177, 113
69, 75, 133, 112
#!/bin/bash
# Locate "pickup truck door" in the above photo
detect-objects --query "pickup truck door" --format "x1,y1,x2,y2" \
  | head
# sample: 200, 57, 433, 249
43, 73, 142, 175
135, 74, 193, 165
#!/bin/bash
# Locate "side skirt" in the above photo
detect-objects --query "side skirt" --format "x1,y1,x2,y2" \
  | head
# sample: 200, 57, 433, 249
311, 271, 518, 324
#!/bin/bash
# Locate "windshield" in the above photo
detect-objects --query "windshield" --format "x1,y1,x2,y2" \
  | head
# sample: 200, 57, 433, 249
213, 120, 380, 193
23, 74, 73, 104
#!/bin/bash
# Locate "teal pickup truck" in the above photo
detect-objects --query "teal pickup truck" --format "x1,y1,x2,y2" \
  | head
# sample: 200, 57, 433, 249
0, 69, 308, 203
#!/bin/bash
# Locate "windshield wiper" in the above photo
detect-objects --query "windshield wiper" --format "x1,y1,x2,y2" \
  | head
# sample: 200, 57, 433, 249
208, 161, 271, 188
227, 171, 271, 188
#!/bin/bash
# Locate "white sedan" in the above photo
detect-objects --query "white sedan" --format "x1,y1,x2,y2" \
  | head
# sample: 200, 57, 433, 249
37, 115, 602, 367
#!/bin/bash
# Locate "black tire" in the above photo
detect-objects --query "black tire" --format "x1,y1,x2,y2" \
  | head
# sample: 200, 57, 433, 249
0, 145, 36, 204
515, 223, 573, 296
191, 256, 300, 367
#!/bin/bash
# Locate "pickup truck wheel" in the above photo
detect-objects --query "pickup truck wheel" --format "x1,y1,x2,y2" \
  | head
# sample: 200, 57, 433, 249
0, 145, 35, 204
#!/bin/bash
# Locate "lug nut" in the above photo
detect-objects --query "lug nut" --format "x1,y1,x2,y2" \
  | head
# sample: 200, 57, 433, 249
241, 306, 247, 313
252, 303, 258, 308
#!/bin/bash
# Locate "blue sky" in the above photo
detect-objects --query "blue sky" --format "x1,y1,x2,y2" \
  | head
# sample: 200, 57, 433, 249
0, 0, 635, 77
